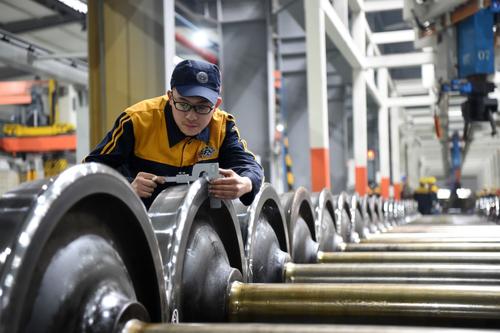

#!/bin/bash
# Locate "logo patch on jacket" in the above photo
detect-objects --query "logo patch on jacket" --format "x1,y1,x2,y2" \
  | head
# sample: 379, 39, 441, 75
199, 146, 216, 159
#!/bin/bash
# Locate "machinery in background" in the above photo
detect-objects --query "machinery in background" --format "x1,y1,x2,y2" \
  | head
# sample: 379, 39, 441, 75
404, 0, 499, 187
476, 187, 500, 220
0, 79, 76, 193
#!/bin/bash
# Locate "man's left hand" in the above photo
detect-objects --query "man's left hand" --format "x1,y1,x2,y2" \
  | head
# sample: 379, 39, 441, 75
209, 168, 252, 200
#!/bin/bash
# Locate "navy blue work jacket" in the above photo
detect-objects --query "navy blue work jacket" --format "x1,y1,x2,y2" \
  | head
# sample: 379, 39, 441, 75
84, 95, 263, 208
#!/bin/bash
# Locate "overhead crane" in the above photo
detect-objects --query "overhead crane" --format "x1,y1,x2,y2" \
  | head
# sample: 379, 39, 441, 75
404, 0, 500, 181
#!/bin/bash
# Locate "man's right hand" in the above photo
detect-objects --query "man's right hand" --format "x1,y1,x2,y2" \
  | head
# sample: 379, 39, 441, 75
131, 172, 165, 198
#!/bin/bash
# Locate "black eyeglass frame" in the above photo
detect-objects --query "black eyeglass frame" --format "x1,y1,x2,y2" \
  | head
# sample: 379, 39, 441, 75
169, 93, 214, 115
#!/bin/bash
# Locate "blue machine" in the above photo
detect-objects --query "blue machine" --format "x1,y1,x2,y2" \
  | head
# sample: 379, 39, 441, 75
454, 7, 498, 138
457, 8, 495, 78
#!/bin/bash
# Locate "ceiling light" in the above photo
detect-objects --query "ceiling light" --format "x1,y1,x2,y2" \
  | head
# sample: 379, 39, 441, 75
192, 30, 210, 48
57, 0, 87, 14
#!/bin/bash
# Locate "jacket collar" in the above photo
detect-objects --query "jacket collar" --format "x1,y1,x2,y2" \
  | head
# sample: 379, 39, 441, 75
164, 97, 210, 147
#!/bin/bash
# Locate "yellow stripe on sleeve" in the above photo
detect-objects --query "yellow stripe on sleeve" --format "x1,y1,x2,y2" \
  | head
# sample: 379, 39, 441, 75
101, 114, 131, 154
104, 117, 131, 155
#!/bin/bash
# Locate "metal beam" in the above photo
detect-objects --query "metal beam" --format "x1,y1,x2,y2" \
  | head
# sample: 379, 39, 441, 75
387, 94, 435, 107
364, 18, 397, 92
0, 15, 82, 34
366, 76, 384, 106
0, 37, 87, 86
364, 0, 403, 12
32, 0, 86, 17
394, 79, 429, 95
371, 29, 415, 44
405, 108, 432, 116
334, 0, 348, 27
348, 0, 363, 12
37, 52, 86, 60
366, 52, 434, 69
321, 0, 364, 69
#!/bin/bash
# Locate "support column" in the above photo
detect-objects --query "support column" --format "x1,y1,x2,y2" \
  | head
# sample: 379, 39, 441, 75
266, 2, 278, 188
75, 87, 89, 162
305, 0, 330, 191
496, 150, 500, 187
377, 68, 390, 198
490, 154, 496, 188
477, 166, 485, 190
406, 138, 418, 189
485, 157, 493, 189
220, 0, 272, 181
391, 107, 402, 199
163, 0, 175, 91
352, 9, 367, 195
492, 151, 499, 188
88, 0, 165, 147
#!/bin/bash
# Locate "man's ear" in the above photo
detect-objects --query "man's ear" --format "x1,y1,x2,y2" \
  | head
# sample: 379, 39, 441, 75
215, 97, 223, 109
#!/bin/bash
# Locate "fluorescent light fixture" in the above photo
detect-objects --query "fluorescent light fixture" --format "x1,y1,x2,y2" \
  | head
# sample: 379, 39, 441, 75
437, 188, 451, 200
57, 0, 87, 14
456, 188, 471, 199
192, 30, 210, 48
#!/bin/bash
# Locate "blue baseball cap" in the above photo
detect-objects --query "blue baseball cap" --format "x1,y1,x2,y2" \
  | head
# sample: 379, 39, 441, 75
170, 59, 221, 105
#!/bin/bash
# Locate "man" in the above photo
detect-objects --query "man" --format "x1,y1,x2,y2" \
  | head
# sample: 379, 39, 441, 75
84, 59, 263, 208
414, 177, 432, 215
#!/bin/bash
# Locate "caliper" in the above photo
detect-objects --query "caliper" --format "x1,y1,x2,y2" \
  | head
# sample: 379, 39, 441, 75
163, 162, 221, 208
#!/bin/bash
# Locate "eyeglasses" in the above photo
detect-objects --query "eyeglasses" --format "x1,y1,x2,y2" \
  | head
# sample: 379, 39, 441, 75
170, 95, 214, 115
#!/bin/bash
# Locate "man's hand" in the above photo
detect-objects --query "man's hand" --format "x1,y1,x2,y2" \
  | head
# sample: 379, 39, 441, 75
131, 172, 165, 198
209, 168, 252, 200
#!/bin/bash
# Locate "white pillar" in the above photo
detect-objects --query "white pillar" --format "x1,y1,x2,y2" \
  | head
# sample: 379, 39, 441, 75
489, 154, 496, 188
390, 107, 402, 198
496, 150, 500, 187
352, 9, 367, 195
76, 88, 89, 162
491, 151, 498, 187
305, 0, 330, 191
163, 0, 175, 91
377, 68, 390, 198
418, 156, 426, 181
265, 1, 278, 188
487, 155, 493, 189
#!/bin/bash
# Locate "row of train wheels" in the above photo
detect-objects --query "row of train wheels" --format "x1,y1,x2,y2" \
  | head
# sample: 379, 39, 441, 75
1, 163, 499, 332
